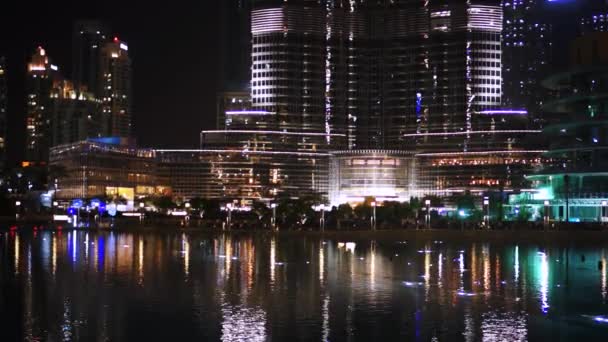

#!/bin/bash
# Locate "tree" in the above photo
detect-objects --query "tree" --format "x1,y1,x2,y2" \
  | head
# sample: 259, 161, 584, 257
336, 204, 353, 219
153, 196, 176, 212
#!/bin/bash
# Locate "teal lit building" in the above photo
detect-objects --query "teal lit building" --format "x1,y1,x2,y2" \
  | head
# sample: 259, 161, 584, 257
508, 33, 608, 222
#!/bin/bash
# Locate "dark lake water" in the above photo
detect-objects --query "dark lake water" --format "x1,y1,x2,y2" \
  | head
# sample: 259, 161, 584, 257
1, 230, 608, 341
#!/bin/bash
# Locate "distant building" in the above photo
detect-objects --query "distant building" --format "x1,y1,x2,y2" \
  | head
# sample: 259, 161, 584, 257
216, 91, 250, 129
509, 33, 608, 222
579, 0, 608, 34
50, 139, 170, 206
72, 20, 110, 96
99, 37, 132, 138
25, 47, 61, 163
0, 57, 7, 171
49, 80, 102, 146
502, 0, 552, 112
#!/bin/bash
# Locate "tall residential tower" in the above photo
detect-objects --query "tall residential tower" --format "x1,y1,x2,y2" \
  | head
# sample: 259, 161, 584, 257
99, 37, 132, 138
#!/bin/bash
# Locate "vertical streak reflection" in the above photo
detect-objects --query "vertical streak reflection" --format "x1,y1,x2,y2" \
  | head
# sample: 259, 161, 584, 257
14, 234, 20, 275
539, 252, 549, 314
601, 251, 606, 301
138, 236, 144, 285
514, 246, 520, 284
270, 238, 276, 286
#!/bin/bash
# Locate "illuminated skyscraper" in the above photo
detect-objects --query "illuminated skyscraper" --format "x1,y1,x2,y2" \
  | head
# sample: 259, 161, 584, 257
25, 47, 60, 163
99, 38, 132, 138
0, 57, 7, 171
250, 0, 365, 147
502, 0, 552, 111
72, 20, 109, 96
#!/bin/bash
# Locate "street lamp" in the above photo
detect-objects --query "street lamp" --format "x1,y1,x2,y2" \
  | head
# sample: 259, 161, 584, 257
226, 203, 233, 230
319, 204, 326, 232
425, 199, 431, 229
15, 201, 21, 221
139, 202, 146, 224
271, 203, 277, 231
371, 201, 377, 231
544, 200, 550, 226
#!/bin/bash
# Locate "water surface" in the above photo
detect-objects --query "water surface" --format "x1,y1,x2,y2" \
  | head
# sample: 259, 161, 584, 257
1, 230, 607, 341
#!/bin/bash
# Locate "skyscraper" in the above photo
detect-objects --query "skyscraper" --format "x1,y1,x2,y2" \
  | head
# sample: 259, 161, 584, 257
72, 20, 109, 96
0, 57, 7, 171
25, 47, 60, 163
99, 37, 132, 138
502, 0, 552, 112
250, 0, 365, 147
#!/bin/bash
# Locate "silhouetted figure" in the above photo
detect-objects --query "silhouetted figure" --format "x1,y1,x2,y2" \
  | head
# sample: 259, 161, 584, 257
581, 254, 586, 263
599, 260, 603, 271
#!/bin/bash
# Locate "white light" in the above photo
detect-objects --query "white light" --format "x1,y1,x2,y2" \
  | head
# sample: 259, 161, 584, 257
53, 201, 59, 207
603, 201, 608, 206
225, 110, 274, 116
201, 130, 346, 137
50, 64, 58, 71
371, 201, 377, 207
185, 203, 191, 209
425, 200, 431, 206
15, 201, 21, 206
170, 211, 188, 217
120, 43, 129, 51
123, 213, 143, 217
544, 201, 550, 206
139, 202, 145, 208
403, 130, 541, 138
53, 215, 69, 222
271, 203, 277, 209
416, 150, 547, 157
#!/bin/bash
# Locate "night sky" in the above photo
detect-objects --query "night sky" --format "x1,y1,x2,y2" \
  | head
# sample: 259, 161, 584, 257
0, 0, 222, 166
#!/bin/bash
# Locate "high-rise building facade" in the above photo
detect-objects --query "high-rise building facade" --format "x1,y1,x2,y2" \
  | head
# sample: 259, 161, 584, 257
0, 57, 7, 171
99, 38, 132, 138
73, 20, 109, 96
25, 47, 60, 163
579, 0, 608, 34
502, 0, 552, 112
49, 80, 102, 146
250, 0, 365, 147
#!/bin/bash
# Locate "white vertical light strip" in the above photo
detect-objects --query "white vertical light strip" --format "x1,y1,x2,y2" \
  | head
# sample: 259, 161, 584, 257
325, 3, 333, 144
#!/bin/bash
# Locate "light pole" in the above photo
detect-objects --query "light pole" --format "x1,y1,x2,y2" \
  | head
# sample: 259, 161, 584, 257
425, 199, 431, 229
483, 197, 490, 229
15, 201, 21, 221
184, 202, 191, 224
271, 203, 277, 231
544, 200, 550, 227
371, 201, 377, 231
226, 203, 232, 230
320, 204, 326, 232
139, 202, 145, 224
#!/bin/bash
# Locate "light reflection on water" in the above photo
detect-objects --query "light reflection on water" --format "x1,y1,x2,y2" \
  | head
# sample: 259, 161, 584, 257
1, 231, 608, 341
